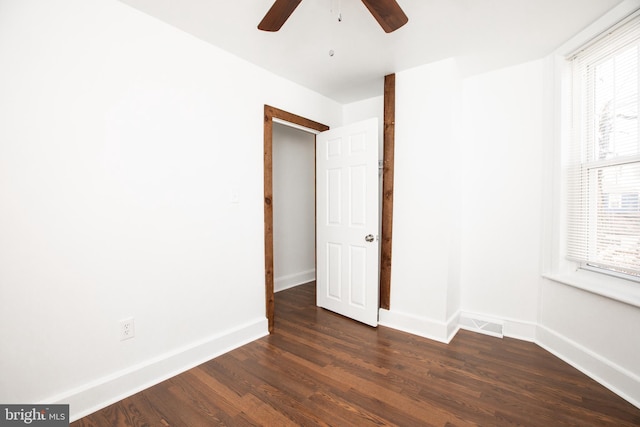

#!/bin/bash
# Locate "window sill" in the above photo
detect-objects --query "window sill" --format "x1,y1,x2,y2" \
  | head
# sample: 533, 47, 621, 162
543, 270, 640, 308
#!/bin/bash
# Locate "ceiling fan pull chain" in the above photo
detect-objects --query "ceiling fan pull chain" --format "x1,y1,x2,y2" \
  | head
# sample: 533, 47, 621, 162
328, 0, 342, 23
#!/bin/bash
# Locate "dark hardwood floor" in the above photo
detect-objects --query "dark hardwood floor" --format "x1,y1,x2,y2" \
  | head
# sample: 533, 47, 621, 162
73, 282, 640, 426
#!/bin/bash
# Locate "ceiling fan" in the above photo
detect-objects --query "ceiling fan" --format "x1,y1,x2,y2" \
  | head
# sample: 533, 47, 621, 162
258, 0, 408, 33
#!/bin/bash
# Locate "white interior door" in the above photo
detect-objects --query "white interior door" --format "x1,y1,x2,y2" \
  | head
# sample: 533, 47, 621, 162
316, 118, 379, 327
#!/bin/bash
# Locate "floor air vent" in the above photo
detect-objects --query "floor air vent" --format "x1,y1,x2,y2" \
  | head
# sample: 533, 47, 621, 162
460, 315, 504, 338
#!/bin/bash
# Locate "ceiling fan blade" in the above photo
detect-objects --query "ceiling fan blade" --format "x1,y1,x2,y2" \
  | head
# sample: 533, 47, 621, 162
360, 0, 408, 33
258, 0, 303, 32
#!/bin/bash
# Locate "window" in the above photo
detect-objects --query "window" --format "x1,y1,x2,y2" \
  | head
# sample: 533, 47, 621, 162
567, 12, 640, 281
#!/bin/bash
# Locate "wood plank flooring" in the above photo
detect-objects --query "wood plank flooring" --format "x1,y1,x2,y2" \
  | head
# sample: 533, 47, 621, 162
73, 282, 640, 426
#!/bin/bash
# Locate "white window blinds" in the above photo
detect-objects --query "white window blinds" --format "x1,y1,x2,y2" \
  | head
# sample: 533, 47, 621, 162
567, 12, 640, 280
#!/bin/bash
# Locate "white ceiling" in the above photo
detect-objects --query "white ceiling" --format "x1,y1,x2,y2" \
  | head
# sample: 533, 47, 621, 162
118, 0, 625, 104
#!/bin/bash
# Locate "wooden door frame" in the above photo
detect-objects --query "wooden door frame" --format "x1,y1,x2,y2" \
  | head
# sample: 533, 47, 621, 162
263, 105, 328, 333
264, 74, 396, 332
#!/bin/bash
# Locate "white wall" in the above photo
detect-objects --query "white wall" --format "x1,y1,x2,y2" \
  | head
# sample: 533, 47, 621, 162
0, 0, 341, 420
459, 60, 545, 339
381, 58, 462, 342
346, 63, 543, 345
272, 123, 316, 291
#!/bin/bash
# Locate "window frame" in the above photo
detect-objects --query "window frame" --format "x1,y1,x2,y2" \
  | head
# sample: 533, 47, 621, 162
543, 0, 640, 308
568, 11, 640, 282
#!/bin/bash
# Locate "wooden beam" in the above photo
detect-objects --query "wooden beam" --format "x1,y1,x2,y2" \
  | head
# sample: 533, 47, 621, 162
263, 106, 275, 333
379, 74, 396, 310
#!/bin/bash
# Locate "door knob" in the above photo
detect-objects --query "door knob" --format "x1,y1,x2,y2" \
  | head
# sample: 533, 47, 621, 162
365, 234, 375, 242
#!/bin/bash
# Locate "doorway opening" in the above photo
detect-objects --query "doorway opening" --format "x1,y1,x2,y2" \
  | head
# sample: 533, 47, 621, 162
272, 122, 316, 303
263, 105, 328, 333
264, 75, 396, 333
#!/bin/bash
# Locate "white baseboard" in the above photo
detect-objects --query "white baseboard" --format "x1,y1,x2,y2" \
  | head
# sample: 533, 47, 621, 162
378, 309, 459, 344
275, 270, 315, 292
447, 311, 461, 342
51, 318, 268, 422
503, 318, 537, 342
536, 324, 640, 409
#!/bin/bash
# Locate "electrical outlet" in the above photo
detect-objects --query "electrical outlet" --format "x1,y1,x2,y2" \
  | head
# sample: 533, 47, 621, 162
119, 317, 135, 341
